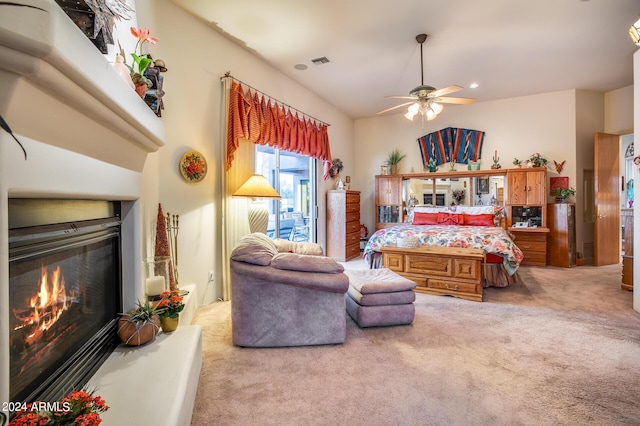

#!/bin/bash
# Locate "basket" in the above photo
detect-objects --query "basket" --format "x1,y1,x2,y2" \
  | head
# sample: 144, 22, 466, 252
396, 236, 420, 249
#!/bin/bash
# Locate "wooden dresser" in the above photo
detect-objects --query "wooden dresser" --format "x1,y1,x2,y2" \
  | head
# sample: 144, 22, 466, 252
326, 190, 361, 261
381, 245, 485, 302
509, 229, 549, 266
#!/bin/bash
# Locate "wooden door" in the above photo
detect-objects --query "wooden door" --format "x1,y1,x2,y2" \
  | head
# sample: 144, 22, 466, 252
375, 176, 402, 205
527, 169, 546, 205
594, 132, 620, 266
507, 171, 527, 204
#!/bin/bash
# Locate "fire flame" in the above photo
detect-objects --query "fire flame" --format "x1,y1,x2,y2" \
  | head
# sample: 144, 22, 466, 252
13, 265, 70, 345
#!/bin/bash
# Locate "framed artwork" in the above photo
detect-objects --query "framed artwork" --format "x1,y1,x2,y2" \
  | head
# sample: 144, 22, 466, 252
550, 176, 569, 194
477, 177, 489, 194
179, 150, 207, 183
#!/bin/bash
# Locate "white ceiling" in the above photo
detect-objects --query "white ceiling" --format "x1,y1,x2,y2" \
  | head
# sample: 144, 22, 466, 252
172, 0, 640, 119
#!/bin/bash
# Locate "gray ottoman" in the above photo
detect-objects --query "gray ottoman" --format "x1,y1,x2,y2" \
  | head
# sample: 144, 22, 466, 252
343, 269, 416, 327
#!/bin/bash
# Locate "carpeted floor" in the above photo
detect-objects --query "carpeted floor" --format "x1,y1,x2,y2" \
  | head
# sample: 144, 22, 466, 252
190, 263, 640, 426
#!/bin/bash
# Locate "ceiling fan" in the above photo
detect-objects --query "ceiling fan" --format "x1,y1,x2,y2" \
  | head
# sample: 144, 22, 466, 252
377, 33, 476, 122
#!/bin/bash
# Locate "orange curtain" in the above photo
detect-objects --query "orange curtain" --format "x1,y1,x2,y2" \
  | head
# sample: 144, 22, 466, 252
226, 81, 331, 171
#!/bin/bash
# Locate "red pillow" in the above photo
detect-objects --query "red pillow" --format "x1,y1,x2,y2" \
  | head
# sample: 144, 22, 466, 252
463, 213, 496, 227
436, 212, 464, 225
412, 212, 439, 225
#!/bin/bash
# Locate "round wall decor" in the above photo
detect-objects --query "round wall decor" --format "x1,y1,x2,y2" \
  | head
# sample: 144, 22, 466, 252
179, 150, 207, 182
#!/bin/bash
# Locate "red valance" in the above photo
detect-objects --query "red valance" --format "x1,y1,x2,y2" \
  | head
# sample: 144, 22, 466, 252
226, 81, 331, 170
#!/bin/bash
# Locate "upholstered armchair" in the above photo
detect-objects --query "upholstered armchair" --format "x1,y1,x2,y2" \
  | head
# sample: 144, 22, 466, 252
230, 233, 349, 347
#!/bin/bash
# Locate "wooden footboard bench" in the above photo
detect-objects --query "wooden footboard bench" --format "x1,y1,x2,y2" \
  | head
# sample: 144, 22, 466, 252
381, 245, 486, 302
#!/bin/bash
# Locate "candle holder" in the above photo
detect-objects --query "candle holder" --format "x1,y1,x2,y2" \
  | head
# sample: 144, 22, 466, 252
144, 256, 171, 301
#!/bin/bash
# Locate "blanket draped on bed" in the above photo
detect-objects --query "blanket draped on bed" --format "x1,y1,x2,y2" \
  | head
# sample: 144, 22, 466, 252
417, 127, 485, 167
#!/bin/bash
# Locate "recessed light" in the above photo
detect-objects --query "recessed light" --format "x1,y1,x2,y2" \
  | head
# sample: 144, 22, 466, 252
294, 64, 308, 70
469, 82, 479, 89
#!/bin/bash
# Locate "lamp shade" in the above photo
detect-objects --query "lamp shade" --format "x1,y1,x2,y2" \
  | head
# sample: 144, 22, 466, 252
232, 174, 281, 199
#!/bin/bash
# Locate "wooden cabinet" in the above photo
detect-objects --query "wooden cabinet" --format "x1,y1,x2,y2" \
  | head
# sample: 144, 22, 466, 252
622, 208, 633, 291
326, 190, 361, 261
382, 245, 485, 302
547, 203, 576, 267
510, 229, 548, 266
375, 175, 403, 230
506, 168, 548, 266
507, 168, 546, 206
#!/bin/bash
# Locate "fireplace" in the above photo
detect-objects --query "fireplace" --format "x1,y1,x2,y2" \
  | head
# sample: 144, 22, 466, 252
8, 200, 123, 404
0, 0, 166, 413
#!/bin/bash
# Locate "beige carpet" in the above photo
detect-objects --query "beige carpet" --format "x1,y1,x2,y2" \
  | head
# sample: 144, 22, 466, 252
190, 263, 640, 426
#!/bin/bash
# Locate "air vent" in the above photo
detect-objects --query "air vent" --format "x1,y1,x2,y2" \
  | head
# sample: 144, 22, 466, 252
311, 57, 330, 65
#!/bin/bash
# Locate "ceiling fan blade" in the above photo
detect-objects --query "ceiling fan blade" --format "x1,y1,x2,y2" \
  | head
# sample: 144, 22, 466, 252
435, 96, 476, 105
385, 95, 417, 100
376, 101, 416, 115
429, 85, 463, 98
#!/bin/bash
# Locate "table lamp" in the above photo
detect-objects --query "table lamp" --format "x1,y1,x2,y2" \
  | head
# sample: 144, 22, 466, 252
232, 174, 281, 233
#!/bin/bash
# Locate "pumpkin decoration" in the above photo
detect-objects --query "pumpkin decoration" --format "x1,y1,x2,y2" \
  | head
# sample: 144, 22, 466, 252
117, 300, 161, 346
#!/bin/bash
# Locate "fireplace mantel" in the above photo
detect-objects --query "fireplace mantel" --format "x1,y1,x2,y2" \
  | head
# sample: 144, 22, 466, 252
0, 0, 166, 172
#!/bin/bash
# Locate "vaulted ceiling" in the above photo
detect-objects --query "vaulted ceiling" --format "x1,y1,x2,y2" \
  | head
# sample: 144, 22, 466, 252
172, 0, 640, 119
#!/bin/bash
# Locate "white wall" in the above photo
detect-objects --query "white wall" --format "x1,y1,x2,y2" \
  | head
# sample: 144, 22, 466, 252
575, 90, 604, 258
354, 90, 577, 234
605, 85, 634, 134
134, 0, 354, 304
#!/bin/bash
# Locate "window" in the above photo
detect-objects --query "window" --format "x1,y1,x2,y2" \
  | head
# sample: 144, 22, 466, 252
255, 146, 316, 242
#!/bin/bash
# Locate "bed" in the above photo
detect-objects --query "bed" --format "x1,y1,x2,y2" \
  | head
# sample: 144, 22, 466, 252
363, 205, 524, 288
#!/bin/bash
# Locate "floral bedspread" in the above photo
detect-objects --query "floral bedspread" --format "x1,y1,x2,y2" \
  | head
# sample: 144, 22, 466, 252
363, 224, 524, 276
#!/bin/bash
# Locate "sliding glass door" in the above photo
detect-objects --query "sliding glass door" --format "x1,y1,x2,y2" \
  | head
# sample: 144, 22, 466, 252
255, 146, 316, 242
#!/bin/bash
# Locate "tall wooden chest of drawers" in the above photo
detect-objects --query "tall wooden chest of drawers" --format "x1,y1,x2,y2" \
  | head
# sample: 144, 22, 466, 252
326, 190, 361, 261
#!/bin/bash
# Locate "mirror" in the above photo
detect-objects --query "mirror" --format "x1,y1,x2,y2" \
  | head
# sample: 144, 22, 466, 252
404, 174, 506, 208
404, 177, 472, 206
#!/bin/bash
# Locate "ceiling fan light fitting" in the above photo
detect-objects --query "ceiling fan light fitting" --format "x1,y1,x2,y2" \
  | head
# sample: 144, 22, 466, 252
431, 102, 443, 114
630, 18, 640, 45
404, 111, 415, 120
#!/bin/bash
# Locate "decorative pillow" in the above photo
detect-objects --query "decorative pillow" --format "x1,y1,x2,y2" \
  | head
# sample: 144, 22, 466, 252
414, 205, 452, 214
454, 205, 496, 215
230, 233, 278, 266
273, 239, 324, 255
437, 212, 464, 225
270, 252, 344, 273
463, 213, 496, 226
412, 212, 439, 225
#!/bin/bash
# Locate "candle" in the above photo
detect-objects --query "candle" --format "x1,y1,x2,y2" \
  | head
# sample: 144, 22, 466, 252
146, 276, 165, 296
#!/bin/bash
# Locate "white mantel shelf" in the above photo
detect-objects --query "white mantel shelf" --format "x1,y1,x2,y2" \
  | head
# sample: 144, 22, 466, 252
0, 0, 166, 172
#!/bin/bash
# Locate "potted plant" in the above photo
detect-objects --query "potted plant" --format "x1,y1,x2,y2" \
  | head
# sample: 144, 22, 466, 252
526, 152, 548, 168
156, 290, 185, 332
551, 187, 575, 203
128, 27, 158, 97
426, 158, 437, 172
387, 148, 406, 174
9, 389, 109, 425
513, 158, 522, 168
117, 300, 161, 346
576, 251, 584, 266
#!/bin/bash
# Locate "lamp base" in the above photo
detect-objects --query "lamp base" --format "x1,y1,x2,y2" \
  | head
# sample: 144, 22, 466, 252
247, 201, 269, 234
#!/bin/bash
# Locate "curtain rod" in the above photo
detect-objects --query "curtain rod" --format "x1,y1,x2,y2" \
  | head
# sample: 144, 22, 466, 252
221, 72, 330, 127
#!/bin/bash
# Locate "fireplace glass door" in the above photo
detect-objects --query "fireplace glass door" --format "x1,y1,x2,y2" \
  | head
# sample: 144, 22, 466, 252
9, 209, 122, 403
